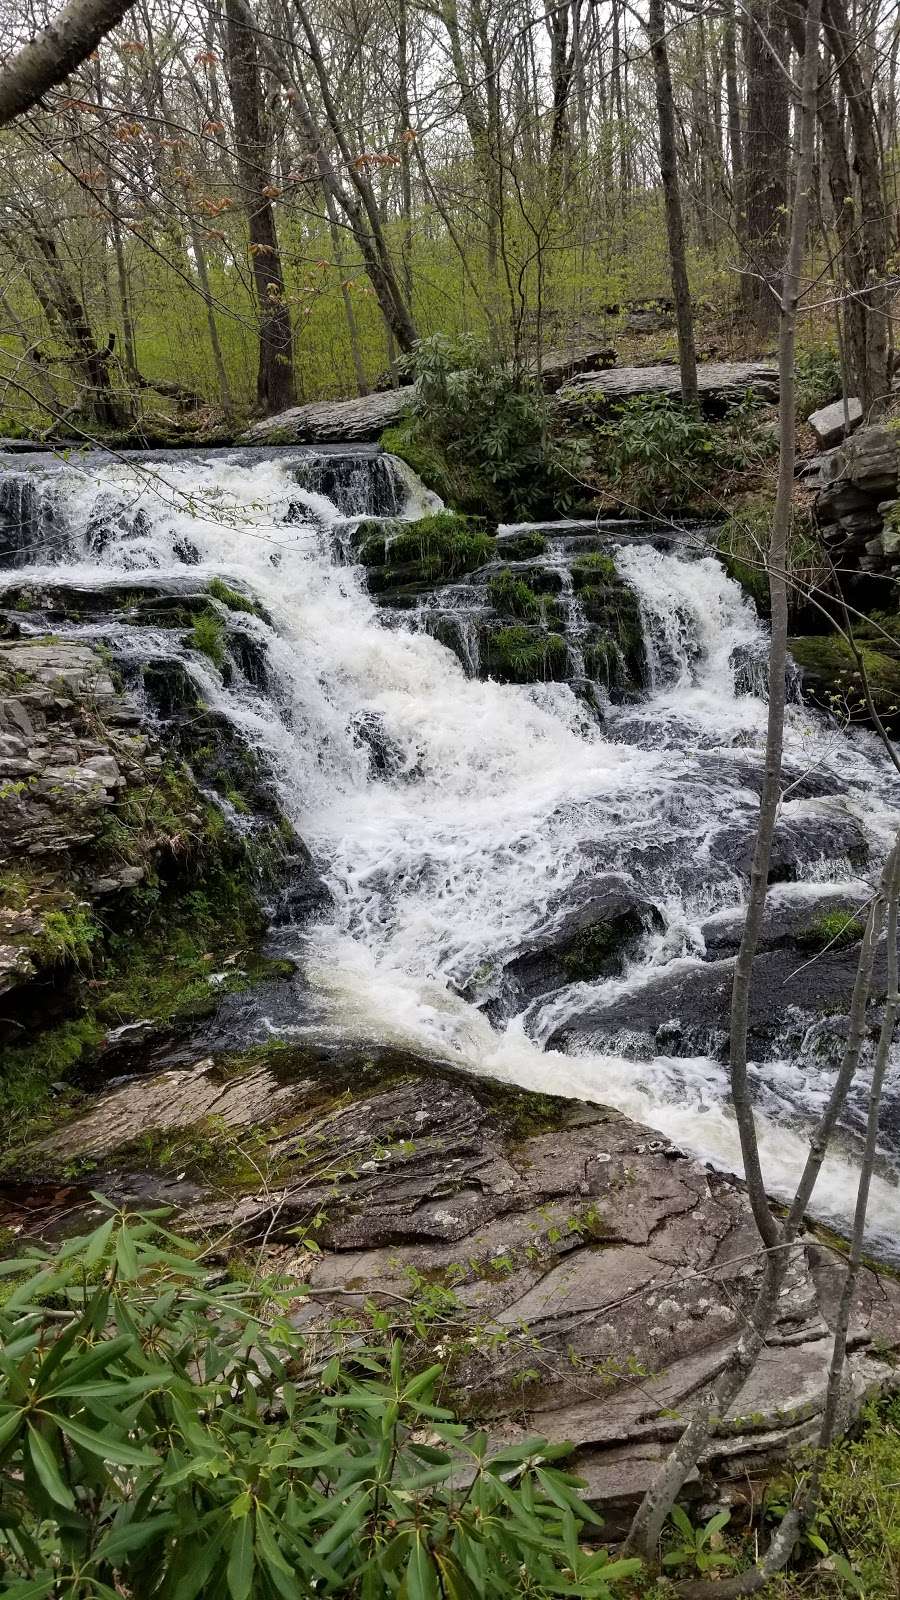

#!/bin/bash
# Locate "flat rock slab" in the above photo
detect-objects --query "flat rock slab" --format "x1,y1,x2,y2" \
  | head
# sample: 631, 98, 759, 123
808, 397, 863, 449
240, 360, 780, 446
14, 1047, 900, 1525
242, 389, 407, 445
558, 360, 779, 410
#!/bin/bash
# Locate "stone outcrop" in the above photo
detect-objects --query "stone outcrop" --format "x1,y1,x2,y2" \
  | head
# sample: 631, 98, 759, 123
557, 360, 779, 414
815, 422, 900, 575
0, 640, 151, 994
807, 396, 863, 449
0, 611, 317, 1128
240, 361, 781, 446
13, 1045, 900, 1529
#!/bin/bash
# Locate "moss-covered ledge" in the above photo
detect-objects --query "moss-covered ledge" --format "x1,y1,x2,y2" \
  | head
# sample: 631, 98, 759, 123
0, 636, 309, 1153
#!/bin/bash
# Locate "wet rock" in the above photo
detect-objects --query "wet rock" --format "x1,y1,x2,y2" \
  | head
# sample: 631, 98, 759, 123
548, 941, 887, 1062
497, 876, 661, 1005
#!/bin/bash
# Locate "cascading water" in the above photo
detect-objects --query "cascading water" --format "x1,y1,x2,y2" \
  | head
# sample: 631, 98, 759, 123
3, 444, 900, 1248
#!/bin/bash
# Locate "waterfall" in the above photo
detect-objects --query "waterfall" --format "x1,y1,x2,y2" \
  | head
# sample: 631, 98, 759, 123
3, 443, 900, 1247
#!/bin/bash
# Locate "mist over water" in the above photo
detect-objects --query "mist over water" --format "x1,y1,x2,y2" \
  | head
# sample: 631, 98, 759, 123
3, 445, 900, 1246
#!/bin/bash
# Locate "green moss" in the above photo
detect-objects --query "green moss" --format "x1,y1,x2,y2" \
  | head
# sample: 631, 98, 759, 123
560, 921, 620, 981
497, 532, 547, 561
380, 420, 457, 504
488, 569, 548, 621
357, 510, 495, 592
472, 1081, 574, 1142
572, 551, 617, 587
483, 624, 568, 683
30, 905, 98, 967
798, 910, 865, 951
207, 577, 262, 616
104, 1115, 271, 1187
0, 743, 292, 1152
188, 609, 227, 669
789, 632, 900, 729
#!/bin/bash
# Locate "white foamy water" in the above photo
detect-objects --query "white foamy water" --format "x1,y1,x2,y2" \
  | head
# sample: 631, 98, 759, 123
3, 447, 900, 1247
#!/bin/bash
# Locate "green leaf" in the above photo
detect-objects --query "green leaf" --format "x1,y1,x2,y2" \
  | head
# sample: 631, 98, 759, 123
227, 1514, 254, 1600
27, 1424, 75, 1508
405, 1535, 440, 1600
669, 1504, 695, 1539
313, 1489, 372, 1556
94, 1514, 178, 1564
55, 1412, 159, 1467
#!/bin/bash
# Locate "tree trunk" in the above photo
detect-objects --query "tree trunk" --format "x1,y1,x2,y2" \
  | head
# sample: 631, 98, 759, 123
743, 0, 790, 334
822, 0, 891, 409
724, 0, 745, 246
223, 0, 295, 415
648, 0, 698, 410
624, 0, 825, 1561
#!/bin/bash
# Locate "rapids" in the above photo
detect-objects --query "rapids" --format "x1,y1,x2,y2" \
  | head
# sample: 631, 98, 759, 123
2, 444, 900, 1247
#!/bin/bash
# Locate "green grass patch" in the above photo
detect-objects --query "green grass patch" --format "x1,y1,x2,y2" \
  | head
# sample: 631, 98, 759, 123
798, 909, 866, 951
187, 608, 227, 669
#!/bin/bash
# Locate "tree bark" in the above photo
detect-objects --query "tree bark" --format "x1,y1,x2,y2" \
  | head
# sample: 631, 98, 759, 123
624, 0, 826, 1560
223, 0, 295, 415
647, 0, 698, 410
0, 0, 134, 128
742, 0, 790, 334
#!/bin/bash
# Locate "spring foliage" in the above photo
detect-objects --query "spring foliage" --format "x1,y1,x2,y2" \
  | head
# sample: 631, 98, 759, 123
0, 1205, 642, 1598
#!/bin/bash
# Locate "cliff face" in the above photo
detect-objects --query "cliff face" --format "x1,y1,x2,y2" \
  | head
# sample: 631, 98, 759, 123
0, 617, 310, 1145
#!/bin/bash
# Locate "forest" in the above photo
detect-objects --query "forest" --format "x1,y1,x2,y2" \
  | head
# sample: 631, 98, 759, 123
2, 1, 900, 1599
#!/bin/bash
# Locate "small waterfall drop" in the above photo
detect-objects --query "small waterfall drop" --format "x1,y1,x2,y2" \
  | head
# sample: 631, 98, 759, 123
2, 444, 900, 1247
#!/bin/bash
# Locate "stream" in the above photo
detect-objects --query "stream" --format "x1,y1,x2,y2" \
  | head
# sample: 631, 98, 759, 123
2, 443, 900, 1248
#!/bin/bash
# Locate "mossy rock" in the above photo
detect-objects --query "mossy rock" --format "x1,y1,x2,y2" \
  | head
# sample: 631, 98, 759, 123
481, 623, 568, 684
488, 569, 562, 625
572, 552, 617, 589
497, 531, 548, 561
798, 910, 865, 951
789, 632, 900, 731
353, 511, 495, 593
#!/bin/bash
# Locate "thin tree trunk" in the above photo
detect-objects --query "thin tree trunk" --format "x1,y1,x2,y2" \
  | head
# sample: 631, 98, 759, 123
223, 0, 295, 415
743, 0, 790, 335
625, 0, 825, 1560
724, 0, 745, 247
189, 219, 234, 419
648, 0, 698, 410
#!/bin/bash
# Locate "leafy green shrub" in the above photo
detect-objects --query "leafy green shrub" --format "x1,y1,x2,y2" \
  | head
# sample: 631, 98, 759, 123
795, 344, 843, 421
561, 392, 771, 511
393, 334, 566, 521
0, 1208, 642, 1598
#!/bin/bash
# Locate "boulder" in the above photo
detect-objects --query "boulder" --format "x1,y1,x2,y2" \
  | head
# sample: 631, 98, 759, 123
807, 396, 863, 449
557, 360, 779, 414
493, 875, 661, 1007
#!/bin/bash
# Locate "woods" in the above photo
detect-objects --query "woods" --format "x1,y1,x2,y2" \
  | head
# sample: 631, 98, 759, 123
0, 0, 897, 430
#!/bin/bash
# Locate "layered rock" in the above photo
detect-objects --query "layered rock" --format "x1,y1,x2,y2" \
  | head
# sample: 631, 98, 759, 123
11, 1045, 899, 1528
0, 605, 319, 1140
240, 361, 781, 447
815, 422, 900, 576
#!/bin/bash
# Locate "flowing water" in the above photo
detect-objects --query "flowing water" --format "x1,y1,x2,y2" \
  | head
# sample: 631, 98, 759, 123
3, 444, 900, 1248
